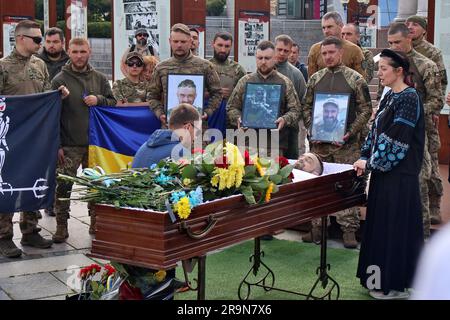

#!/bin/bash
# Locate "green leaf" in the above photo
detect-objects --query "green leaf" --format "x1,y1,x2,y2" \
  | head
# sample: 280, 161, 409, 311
269, 174, 282, 185
240, 186, 256, 205
280, 165, 294, 179
258, 158, 271, 167
181, 165, 197, 179
251, 180, 269, 191
244, 166, 256, 176
202, 163, 216, 174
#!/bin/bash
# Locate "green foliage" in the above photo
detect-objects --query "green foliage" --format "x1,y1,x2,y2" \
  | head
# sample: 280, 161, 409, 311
35, 0, 110, 22
87, 21, 111, 38
207, 0, 226, 16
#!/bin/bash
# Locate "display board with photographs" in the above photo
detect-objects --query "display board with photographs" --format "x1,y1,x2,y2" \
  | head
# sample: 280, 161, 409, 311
238, 11, 270, 73
242, 83, 282, 129
113, 0, 171, 80
166, 74, 205, 121
2, 16, 32, 57
310, 92, 350, 144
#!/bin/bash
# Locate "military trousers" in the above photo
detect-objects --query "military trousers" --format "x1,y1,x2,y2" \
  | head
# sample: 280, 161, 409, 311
426, 125, 443, 220
419, 137, 432, 238
309, 142, 362, 233
54, 146, 93, 224
0, 212, 39, 239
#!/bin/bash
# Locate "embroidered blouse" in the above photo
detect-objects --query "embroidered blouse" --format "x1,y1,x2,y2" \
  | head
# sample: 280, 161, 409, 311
360, 87, 425, 174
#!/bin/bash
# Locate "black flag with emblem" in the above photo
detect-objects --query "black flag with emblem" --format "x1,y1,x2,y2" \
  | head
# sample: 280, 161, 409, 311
0, 91, 61, 213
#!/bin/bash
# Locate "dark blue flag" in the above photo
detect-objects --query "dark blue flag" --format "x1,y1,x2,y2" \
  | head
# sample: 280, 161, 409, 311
0, 91, 61, 213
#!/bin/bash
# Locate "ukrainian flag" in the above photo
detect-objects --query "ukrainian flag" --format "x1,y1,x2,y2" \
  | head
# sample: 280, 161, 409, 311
89, 106, 161, 173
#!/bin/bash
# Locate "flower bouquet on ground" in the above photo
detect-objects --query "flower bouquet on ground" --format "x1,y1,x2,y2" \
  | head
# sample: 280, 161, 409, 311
66, 263, 124, 300
58, 141, 294, 221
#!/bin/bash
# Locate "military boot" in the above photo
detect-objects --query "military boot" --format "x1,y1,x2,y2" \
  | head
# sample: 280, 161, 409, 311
52, 224, 69, 243
0, 238, 22, 258
301, 226, 322, 243
343, 231, 358, 249
21, 232, 53, 249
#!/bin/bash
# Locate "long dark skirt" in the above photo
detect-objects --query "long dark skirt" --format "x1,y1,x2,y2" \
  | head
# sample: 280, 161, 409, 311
357, 171, 424, 294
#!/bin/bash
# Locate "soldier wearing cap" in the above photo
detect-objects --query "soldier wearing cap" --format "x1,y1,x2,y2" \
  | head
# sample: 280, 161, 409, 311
386, 23, 443, 235
303, 36, 372, 248
147, 23, 221, 127
120, 28, 159, 77
406, 15, 448, 225
312, 98, 346, 142
113, 51, 150, 106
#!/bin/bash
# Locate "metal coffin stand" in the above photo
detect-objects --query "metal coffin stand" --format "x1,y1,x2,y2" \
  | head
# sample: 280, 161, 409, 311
89, 168, 366, 300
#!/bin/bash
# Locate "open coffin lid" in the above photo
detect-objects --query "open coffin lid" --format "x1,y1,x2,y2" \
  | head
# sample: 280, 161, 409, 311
89, 163, 366, 269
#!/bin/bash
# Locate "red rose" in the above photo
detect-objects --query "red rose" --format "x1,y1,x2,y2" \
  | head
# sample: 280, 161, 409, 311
276, 156, 294, 180
192, 148, 204, 154
244, 150, 253, 166
276, 156, 289, 168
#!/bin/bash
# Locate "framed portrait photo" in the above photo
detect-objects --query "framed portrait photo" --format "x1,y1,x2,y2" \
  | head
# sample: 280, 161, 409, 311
166, 74, 205, 121
310, 92, 350, 144
241, 83, 282, 129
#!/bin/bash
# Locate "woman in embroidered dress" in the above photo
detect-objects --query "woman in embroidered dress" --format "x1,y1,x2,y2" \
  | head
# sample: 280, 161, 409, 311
353, 49, 424, 300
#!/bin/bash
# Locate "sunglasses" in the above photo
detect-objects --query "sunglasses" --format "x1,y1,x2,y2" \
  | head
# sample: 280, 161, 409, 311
126, 61, 144, 67
136, 33, 149, 38
21, 35, 42, 44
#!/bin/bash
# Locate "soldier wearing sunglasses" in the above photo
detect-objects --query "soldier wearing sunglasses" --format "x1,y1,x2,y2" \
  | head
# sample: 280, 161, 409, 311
113, 52, 150, 106
0, 20, 69, 258
120, 28, 159, 77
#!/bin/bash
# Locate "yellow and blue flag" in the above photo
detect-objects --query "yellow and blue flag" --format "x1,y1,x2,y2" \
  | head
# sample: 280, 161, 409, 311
88, 104, 228, 173
88, 106, 160, 173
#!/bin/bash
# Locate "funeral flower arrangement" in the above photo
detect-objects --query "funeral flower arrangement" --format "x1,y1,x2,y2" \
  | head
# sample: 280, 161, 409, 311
59, 141, 294, 220
72, 262, 169, 300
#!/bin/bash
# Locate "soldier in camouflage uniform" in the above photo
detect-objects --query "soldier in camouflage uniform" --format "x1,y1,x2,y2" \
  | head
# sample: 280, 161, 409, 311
386, 23, 443, 237
406, 15, 448, 225
227, 41, 301, 157
0, 20, 68, 258
209, 32, 246, 103
113, 52, 150, 106
341, 23, 375, 83
302, 37, 372, 248
147, 23, 222, 129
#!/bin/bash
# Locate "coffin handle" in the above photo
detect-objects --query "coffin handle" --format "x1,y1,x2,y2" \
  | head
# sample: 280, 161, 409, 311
180, 215, 218, 240
335, 177, 364, 197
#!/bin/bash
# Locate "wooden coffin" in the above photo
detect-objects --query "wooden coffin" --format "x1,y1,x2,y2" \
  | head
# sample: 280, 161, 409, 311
89, 166, 366, 269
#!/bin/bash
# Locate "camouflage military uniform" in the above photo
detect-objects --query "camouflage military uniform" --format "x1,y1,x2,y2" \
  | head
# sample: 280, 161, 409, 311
420, 136, 432, 238
227, 69, 301, 156
312, 120, 346, 142
361, 48, 375, 84
147, 52, 222, 121
0, 49, 51, 240
390, 49, 441, 233
412, 38, 448, 221
112, 78, 150, 103
303, 65, 372, 233
209, 57, 246, 92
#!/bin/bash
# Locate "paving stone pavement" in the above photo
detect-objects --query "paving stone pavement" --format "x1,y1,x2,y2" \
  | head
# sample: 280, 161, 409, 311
0, 200, 353, 300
